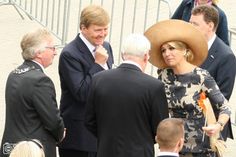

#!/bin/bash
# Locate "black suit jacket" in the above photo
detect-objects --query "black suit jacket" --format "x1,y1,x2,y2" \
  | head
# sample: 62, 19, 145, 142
157, 155, 178, 157
200, 36, 236, 140
58, 33, 113, 152
0, 61, 64, 157
85, 63, 169, 157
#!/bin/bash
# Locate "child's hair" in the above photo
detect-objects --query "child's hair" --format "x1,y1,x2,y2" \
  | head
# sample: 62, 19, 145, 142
9, 139, 45, 157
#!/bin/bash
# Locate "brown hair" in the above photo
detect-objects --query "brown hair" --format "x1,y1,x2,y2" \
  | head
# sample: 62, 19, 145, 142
191, 5, 219, 31
80, 5, 110, 29
156, 118, 184, 149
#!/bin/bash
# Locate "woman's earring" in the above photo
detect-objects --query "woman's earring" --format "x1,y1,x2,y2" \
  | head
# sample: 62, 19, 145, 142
184, 51, 187, 57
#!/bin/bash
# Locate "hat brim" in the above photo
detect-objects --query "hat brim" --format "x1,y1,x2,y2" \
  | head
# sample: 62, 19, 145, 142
144, 20, 208, 69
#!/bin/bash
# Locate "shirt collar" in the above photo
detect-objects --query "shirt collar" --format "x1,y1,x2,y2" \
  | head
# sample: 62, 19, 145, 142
79, 33, 96, 56
158, 152, 179, 156
32, 60, 45, 73
122, 60, 142, 70
208, 33, 216, 50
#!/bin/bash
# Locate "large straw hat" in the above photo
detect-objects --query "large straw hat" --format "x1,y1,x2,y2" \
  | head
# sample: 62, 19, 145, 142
144, 19, 208, 69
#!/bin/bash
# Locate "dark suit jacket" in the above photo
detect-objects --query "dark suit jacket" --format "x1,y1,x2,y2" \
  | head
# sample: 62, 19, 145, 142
157, 155, 178, 157
200, 36, 236, 140
0, 61, 65, 157
157, 155, 177, 157
85, 63, 169, 157
171, 0, 229, 45
58, 33, 113, 152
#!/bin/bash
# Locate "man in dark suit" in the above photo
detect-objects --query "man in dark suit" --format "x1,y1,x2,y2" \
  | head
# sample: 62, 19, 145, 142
190, 5, 236, 140
85, 34, 169, 157
156, 118, 184, 157
58, 5, 114, 157
171, 0, 229, 45
0, 28, 65, 157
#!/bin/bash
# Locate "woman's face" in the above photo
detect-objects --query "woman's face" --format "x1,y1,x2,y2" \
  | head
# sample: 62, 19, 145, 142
161, 42, 186, 68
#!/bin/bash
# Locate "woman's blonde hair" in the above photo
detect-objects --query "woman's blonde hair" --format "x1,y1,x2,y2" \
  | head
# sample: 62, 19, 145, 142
212, 0, 219, 5
9, 140, 45, 157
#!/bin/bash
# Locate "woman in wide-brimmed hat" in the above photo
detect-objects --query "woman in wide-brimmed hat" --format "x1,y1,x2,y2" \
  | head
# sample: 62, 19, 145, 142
145, 19, 231, 157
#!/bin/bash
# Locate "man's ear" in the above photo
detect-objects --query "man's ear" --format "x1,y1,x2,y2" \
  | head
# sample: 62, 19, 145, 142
208, 22, 215, 31
34, 49, 42, 59
144, 52, 150, 62
81, 24, 87, 31
155, 135, 158, 142
177, 137, 184, 151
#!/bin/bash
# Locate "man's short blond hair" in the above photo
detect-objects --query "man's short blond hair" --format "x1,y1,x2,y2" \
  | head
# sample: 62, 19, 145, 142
80, 5, 110, 29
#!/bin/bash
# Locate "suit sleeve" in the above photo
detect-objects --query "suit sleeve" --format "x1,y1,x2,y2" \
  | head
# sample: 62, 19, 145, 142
84, 79, 97, 137
171, 1, 185, 19
202, 72, 231, 116
215, 52, 236, 100
32, 77, 65, 142
216, 9, 229, 45
151, 82, 169, 138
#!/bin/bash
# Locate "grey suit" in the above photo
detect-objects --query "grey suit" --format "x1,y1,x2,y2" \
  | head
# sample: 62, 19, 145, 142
200, 36, 236, 140
0, 61, 65, 157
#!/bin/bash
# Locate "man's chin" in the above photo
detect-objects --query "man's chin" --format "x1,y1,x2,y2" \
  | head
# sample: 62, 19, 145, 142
95, 40, 104, 45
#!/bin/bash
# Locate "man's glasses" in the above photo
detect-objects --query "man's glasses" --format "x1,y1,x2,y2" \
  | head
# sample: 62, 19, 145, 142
45, 45, 64, 52
45, 46, 56, 51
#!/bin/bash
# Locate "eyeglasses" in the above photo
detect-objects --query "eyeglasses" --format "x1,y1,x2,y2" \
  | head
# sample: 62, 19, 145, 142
45, 46, 56, 51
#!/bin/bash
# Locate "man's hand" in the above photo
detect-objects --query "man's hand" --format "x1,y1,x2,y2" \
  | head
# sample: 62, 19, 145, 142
94, 45, 108, 65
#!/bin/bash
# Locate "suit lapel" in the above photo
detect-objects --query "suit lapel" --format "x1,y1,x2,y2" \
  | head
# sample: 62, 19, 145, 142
106, 54, 113, 69
103, 42, 113, 69
75, 34, 95, 66
200, 37, 219, 69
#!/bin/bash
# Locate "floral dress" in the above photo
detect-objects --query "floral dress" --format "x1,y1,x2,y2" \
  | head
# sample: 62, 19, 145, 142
157, 67, 231, 156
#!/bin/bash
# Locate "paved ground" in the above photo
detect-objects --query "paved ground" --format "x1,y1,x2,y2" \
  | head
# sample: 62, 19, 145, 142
0, 1, 235, 156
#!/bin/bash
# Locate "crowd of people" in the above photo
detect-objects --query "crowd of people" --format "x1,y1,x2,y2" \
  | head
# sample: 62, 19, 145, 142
0, 1, 236, 157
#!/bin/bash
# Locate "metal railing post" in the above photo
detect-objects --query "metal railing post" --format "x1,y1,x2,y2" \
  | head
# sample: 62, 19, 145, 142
61, 0, 70, 45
